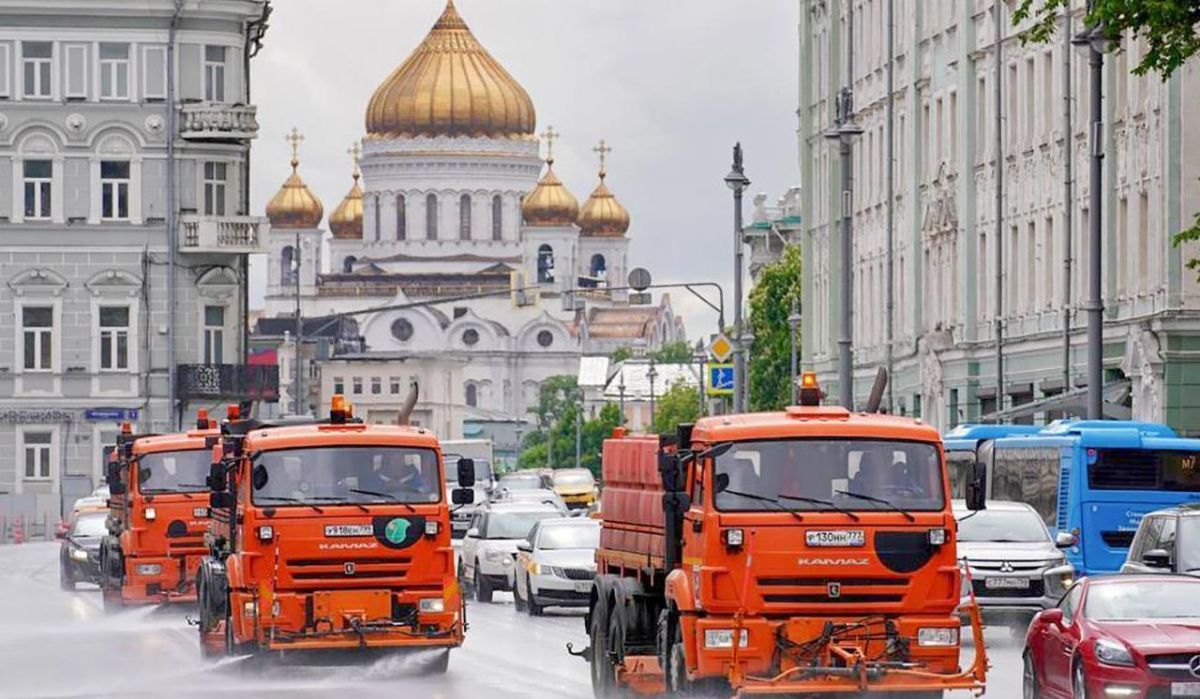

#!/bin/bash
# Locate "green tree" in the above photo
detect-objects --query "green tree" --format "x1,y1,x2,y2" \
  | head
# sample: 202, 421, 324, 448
747, 244, 803, 411
650, 380, 702, 435
651, 341, 694, 364
610, 347, 633, 363
517, 400, 622, 475
1013, 0, 1200, 278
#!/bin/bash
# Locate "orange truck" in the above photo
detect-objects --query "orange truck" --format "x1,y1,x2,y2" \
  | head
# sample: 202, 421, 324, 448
579, 373, 989, 696
99, 413, 218, 610
196, 396, 473, 668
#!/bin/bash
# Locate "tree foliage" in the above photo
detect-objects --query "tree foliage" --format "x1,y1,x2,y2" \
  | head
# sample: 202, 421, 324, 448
650, 380, 702, 435
517, 377, 621, 475
610, 340, 694, 365
747, 244, 803, 411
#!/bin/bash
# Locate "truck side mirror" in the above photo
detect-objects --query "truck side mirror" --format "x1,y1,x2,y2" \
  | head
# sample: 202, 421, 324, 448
456, 457, 476, 488
714, 472, 730, 494
251, 463, 268, 491
451, 488, 475, 506
1143, 549, 1173, 569
965, 461, 987, 512
209, 490, 234, 510
110, 481, 127, 496
207, 462, 227, 493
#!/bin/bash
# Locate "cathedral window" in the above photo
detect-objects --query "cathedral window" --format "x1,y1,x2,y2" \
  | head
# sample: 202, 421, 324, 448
342, 255, 357, 274
492, 195, 503, 241
281, 246, 296, 285
462, 328, 480, 347
537, 245, 555, 284
465, 383, 478, 407
426, 193, 439, 240
537, 330, 554, 348
374, 195, 381, 241
396, 194, 406, 240
460, 194, 472, 240
391, 318, 414, 342
590, 254, 607, 279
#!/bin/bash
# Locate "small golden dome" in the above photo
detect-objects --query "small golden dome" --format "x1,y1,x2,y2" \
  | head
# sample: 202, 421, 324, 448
365, 0, 536, 140
329, 165, 364, 240
577, 141, 630, 237
266, 130, 324, 229
522, 159, 579, 227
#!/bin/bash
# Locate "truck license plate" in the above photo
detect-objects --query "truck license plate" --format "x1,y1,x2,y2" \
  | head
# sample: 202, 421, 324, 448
1173, 683, 1200, 697
324, 524, 373, 537
806, 530, 865, 547
574, 582, 592, 593
985, 577, 1030, 589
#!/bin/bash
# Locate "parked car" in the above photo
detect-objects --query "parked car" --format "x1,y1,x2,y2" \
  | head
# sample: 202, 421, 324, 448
1119, 502, 1200, 575
492, 488, 569, 513
513, 517, 600, 616
551, 468, 599, 510
459, 503, 563, 603
954, 500, 1076, 626
1023, 575, 1200, 698
58, 511, 107, 590
495, 471, 550, 495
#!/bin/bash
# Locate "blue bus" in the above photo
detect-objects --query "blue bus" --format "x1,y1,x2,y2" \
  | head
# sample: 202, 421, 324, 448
944, 421, 1200, 575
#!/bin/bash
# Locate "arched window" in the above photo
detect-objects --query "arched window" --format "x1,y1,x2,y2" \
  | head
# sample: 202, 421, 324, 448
343, 255, 357, 274
459, 194, 472, 240
426, 193, 438, 240
492, 195, 503, 241
465, 382, 478, 407
590, 254, 607, 279
396, 194, 406, 240
281, 246, 296, 284
537, 244, 555, 284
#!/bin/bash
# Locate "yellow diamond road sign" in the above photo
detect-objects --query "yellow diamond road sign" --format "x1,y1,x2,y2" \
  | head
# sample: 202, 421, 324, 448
708, 334, 733, 363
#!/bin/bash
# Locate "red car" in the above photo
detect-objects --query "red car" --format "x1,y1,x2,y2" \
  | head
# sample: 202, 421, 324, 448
1024, 575, 1200, 698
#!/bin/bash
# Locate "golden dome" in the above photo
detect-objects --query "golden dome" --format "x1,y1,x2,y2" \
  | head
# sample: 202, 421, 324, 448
266, 130, 324, 229
522, 128, 578, 227
329, 158, 364, 240
365, 0, 536, 140
577, 141, 630, 237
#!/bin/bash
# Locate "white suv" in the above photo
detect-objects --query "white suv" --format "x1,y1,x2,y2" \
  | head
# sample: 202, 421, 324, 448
459, 503, 562, 603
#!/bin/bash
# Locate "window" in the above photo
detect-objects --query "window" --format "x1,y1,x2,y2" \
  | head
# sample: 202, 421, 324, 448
23, 160, 52, 220
333, 377, 345, 395
492, 195, 503, 240
204, 45, 225, 102
343, 256, 356, 274
100, 161, 131, 221
374, 195, 382, 241
371, 377, 382, 395
390, 318, 414, 342
22, 41, 52, 98
22, 306, 54, 371
1089, 450, 1200, 492
396, 194, 406, 240
352, 377, 363, 395
465, 383, 478, 407
537, 330, 554, 348
462, 329, 480, 346
203, 162, 227, 216
390, 378, 401, 395
99, 43, 130, 99
590, 254, 607, 278
281, 246, 296, 285
203, 305, 224, 365
991, 446, 1062, 526
426, 193, 439, 240
98, 306, 130, 371
537, 244, 555, 283
23, 431, 52, 480
460, 194, 472, 240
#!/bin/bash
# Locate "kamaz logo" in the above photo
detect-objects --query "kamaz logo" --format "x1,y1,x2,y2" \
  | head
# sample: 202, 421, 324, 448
827, 582, 843, 598
344, 562, 356, 576
797, 558, 870, 566
318, 542, 378, 551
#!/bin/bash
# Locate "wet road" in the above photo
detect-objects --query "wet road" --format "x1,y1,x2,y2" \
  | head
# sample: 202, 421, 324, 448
0, 542, 1023, 698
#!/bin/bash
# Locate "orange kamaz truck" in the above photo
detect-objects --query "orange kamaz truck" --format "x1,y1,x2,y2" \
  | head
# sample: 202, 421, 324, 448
196, 396, 472, 668
579, 373, 989, 696
99, 413, 218, 610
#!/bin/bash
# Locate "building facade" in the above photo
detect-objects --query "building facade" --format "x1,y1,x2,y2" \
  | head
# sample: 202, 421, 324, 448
0, 0, 271, 522
797, 0, 1200, 432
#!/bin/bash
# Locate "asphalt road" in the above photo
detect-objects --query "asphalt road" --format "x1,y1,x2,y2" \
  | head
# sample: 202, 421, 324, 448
0, 542, 1024, 698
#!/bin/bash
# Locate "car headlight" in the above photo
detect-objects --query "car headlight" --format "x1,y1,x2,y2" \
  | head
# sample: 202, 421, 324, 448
917, 627, 959, 647
704, 629, 748, 649
134, 563, 162, 576
419, 598, 445, 613
529, 562, 543, 576
485, 549, 511, 565
69, 548, 89, 561
1094, 638, 1135, 667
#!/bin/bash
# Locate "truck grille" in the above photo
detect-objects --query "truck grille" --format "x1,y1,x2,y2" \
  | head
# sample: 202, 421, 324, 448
167, 535, 206, 555
285, 557, 411, 587
756, 576, 907, 606
969, 560, 1048, 573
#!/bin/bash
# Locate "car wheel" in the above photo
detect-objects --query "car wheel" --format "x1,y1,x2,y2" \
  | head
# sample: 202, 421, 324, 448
1072, 659, 1088, 699
457, 559, 471, 597
513, 577, 527, 612
475, 566, 494, 604
1023, 651, 1040, 699
59, 564, 75, 592
526, 578, 542, 617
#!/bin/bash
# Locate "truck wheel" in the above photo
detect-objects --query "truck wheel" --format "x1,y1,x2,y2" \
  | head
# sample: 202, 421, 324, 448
475, 570, 494, 603
102, 588, 124, 613
666, 622, 690, 695
589, 603, 619, 696
423, 649, 451, 675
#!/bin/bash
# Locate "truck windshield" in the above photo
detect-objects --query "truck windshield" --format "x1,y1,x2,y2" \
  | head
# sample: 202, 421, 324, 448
137, 449, 210, 494
714, 439, 944, 513
251, 446, 440, 507
1089, 450, 1200, 492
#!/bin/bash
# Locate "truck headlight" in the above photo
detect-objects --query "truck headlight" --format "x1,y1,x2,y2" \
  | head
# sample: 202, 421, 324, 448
134, 563, 162, 576
243, 600, 258, 618
724, 528, 744, 547
144, 507, 156, 521
419, 598, 445, 613
425, 520, 439, 537
703, 629, 748, 649
927, 528, 947, 546
917, 627, 959, 647
1094, 639, 1135, 667
69, 548, 89, 561
257, 525, 274, 542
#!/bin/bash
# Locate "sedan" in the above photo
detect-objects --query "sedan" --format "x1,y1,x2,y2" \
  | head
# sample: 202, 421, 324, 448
514, 517, 599, 615
459, 503, 563, 603
1024, 575, 1200, 698
59, 511, 107, 590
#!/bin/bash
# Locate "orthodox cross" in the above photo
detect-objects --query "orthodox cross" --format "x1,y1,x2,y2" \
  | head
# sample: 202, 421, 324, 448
594, 139, 612, 176
286, 127, 304, 167
347, 141, 362, 178
540, 125, 559, 162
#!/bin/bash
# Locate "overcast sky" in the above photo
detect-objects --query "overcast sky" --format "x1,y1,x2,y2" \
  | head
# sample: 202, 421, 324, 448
248, 0, 800, 340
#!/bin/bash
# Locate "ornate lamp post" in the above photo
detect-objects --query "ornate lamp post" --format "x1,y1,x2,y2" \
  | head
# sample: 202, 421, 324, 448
724, 144, 750, 413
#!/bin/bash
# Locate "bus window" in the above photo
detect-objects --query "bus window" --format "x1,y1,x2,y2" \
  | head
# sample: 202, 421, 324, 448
1090, 450, 1200, 492
992, 446, 1061, 527
946, 451, 976, 499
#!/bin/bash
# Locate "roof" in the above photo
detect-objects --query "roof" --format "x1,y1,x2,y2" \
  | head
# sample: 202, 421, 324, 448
132, 430, 216, 455
691, 408, 942, 445
1144, 503, 1200, 517
243, 423, 440, 452
585, 306, 660, 340
578, 356, 611, 388
943, 424, 1042, 445
483, 501, 562, 513
604, 362, 698, 400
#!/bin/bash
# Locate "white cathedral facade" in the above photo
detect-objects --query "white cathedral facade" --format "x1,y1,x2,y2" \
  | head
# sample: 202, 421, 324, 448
258, 0, 685, 437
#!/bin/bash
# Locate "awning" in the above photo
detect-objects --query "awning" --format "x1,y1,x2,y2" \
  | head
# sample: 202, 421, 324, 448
979, 380, 1132, 423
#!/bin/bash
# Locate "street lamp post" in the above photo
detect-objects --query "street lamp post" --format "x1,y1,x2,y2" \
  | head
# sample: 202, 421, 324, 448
618, 372, 627, 426
574, 390, 582, 470
788, 297, 802, 405
694, 342, 707, 417
1073, 10, 1108, 420
647, 359, 658, 430
724, 144, 750, 414
741, 329, 755, 410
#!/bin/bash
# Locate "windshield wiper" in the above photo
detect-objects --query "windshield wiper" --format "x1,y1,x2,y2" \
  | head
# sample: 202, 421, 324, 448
779, 494, 861, 521
346, 488, 416, 513
723, 488, 805, 523
141, 487, 201, 499
255, 495, 324, 514
834, 489, 915, 522
307, 496, 369, 513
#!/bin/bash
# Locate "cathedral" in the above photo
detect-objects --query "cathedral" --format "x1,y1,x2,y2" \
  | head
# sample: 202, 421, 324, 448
257, 0, 686, 438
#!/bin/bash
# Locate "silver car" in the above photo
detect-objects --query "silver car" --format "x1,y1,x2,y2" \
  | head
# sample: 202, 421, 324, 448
459, 502, 563, 603
513, 518, 600, 616
954, 500, 1076, 626
491, 488, 569, 514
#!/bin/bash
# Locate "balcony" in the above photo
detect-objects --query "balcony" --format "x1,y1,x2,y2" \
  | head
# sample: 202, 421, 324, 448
179, 102, 260, 140
179, 215, 270, 255
177, 364, 279, 403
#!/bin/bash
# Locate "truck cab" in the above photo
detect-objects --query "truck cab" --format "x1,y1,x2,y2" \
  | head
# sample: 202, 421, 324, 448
99, 414, 216, 609
196, 398, 470, 667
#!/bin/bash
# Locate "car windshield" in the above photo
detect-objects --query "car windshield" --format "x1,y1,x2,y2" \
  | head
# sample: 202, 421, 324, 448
500, 473, 542, 490
956, 509, 1048, 543
538, 524, 600, 550
554, 471, 594, 487
72, 514, 108, 538
137, 449, 210, 493
486, 511, 560, 539
1086, 580, 1200, 620
251, 446, 440, 507
714, 439, 945, 512
1180, 519, 1200, 572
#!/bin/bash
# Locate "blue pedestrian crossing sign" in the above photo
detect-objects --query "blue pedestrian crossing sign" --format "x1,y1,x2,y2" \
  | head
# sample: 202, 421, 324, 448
707, 364, 734, 396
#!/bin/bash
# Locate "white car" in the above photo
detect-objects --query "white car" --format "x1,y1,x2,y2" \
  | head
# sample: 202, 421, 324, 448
513, 517, 600, 616
459, 503, 562, 603
491, 488, 568, 513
